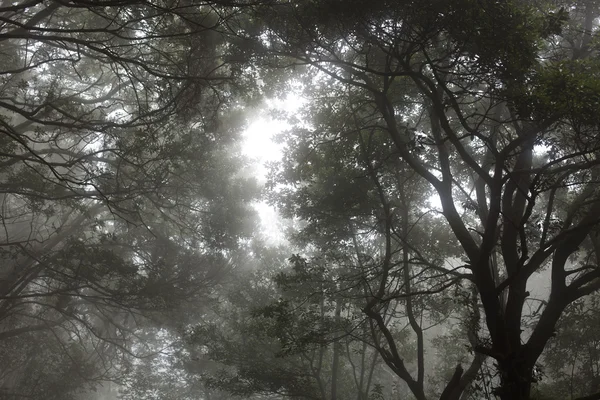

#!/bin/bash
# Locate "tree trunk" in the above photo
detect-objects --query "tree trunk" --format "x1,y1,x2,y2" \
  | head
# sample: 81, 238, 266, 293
497, 356, 533, 400
331, 299, 342, 400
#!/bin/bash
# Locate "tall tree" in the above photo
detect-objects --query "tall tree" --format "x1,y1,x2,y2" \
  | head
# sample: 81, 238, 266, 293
0, 1, 258, 397
250, 0, 600, 399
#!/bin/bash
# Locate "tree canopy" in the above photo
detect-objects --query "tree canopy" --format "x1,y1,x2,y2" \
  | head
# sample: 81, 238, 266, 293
1, 1, 600, 400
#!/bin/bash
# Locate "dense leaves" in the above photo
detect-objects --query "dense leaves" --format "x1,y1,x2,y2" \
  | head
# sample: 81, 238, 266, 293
248, 0, 600, 399
0, 1, 258, 398
2, 1, 600, 400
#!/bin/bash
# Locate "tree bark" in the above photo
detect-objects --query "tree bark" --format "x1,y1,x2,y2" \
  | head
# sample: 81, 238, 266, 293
497, 356, 533, 400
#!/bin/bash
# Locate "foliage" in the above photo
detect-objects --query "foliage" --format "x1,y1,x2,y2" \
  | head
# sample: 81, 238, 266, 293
249, 0, 600, 399
2, 1, 600, 400
0, 1, 258, 396
538, 292, 600, 399
189, 246, 402, 400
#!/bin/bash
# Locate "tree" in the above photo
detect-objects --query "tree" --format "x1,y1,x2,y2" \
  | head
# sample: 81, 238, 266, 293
268, 90, 481, 400
538, 291, 600, 400
248, 0, 600, 399
0, 1, 258, 396
189, 242, 401, 400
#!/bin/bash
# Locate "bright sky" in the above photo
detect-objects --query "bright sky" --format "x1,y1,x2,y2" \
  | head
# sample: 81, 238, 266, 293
242, 116, 287, 180
242, 94, 305, 245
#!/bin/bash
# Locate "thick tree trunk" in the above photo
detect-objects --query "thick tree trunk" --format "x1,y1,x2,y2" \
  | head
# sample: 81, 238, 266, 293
497, 356, 533, 400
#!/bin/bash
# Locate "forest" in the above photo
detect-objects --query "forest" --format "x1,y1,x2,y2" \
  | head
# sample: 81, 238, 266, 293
0, 1, 599, 399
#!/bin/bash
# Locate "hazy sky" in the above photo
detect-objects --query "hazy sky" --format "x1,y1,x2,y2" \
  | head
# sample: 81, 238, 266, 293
242, 95, 304, 244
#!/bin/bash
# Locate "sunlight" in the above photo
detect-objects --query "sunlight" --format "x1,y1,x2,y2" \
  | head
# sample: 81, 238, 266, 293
242, 116, 287, 181
242, 93, 305, 244
242, 93, 305, 182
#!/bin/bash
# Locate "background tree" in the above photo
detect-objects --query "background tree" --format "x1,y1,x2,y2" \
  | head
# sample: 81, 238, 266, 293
537, 291, 600, 400
190, 242, 402, 400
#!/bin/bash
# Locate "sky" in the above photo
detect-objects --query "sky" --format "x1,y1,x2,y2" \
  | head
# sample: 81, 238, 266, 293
242, 94, 305, 244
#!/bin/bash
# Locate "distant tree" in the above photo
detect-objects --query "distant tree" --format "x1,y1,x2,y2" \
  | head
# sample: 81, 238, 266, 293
189, 243, 400, 400
537, 292, 600, 400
